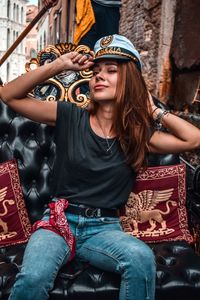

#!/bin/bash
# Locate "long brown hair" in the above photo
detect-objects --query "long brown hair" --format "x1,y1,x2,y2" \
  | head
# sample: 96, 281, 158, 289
89, 60, 152, 171
113, 61, 152, 171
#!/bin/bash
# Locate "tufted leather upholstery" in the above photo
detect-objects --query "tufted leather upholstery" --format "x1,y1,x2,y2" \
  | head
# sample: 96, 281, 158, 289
1, 100, 200, 300
1, 44, 200, 299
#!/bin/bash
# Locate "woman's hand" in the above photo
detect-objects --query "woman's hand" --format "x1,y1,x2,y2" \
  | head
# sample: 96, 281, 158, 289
54, 52, 94, 73
147, 92, 160, 119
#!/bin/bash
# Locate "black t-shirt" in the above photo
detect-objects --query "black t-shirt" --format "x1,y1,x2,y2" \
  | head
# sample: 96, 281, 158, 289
51, 102, 136, 209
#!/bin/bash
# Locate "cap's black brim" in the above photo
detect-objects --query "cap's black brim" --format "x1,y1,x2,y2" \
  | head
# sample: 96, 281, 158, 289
93, 54, 130, 62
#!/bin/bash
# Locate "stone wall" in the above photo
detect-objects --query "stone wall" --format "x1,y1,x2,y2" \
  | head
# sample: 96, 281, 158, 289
119, 0, 162, 94
119, 0, 200, 167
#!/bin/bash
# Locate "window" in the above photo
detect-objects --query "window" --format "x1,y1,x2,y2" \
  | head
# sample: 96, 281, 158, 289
13, 3, 16, 21
43, 31, 47, 48
66, 0, 71, 41
54, 16, 57, 44
16, 4, 19, 22
13, 30, 16, 44
21, 7, 24, 23
49, 26, 52, 44
40, 35, 42, 51
7, 28, 10, 49
7, 62, 10, 82
30, 48, 37, 58
57, 10, 62, 43
7, 0, 10, 18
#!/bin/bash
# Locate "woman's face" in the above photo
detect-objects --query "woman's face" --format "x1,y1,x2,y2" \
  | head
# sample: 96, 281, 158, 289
89, 60, 118, 102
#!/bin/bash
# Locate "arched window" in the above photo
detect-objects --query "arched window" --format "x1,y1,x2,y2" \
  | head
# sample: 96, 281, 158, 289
7, 62, 10, 82
30, 48, 37, 58
40, 35, 42, 51
43, 31, 47, 48
13, 30, 16, 43
21, 7, 24, 23
7, 28, 10, 49
16, 5, 19, 22
7, 0, 11, 18
13, 3, 16, 21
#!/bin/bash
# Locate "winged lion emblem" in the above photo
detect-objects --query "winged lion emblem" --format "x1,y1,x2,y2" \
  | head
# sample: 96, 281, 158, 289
122, 188, 176, 233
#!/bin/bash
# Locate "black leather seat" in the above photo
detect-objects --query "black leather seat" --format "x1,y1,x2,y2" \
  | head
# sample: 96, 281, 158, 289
1, 43, 200, 300
1, 98, 200, 300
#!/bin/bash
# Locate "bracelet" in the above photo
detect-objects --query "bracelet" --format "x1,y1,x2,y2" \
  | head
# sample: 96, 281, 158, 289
151, 107, 159, 115
154, 109, 169, 129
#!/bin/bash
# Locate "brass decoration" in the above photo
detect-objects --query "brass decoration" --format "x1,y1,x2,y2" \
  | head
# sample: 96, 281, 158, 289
25, 43, 93, 107
100, 35, 113, 48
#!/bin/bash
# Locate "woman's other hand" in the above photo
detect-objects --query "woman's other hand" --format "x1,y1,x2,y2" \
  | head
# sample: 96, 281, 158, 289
147, 92, 160, 119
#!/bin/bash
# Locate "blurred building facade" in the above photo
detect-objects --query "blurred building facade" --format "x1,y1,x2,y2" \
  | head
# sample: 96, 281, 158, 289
0, 0, 27, 82
37, 0, 75, 51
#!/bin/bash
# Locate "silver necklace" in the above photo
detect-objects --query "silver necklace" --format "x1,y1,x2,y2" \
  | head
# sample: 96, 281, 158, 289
95, 116, 116, 154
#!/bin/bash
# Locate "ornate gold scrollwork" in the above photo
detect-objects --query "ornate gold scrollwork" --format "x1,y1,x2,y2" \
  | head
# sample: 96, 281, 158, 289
25, 43, 93, 107
0, 187, 17, 240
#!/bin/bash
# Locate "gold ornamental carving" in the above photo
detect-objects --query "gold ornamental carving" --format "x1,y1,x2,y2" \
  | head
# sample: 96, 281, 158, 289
25, 43, 93, 108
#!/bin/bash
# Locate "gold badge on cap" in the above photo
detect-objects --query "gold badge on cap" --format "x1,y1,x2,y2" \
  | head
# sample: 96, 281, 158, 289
100, 35, 113, 48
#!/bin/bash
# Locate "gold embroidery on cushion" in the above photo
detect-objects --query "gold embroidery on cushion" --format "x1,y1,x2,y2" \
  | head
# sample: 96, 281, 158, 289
122, 189, 176, 237
137, 164, 185, 180
8, 162, 32, 237
0, 161, 31, 243
121, 164, 193, 243
0, 186, 17, 240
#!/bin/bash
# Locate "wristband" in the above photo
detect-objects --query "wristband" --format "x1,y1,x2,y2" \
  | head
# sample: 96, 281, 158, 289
154, 109, 169, 129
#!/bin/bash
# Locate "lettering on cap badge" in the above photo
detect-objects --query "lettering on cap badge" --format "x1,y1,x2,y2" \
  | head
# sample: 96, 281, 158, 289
100, 35, 113, 48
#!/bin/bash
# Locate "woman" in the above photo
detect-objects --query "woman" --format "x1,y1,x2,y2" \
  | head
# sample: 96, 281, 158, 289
1, 34, 200, 300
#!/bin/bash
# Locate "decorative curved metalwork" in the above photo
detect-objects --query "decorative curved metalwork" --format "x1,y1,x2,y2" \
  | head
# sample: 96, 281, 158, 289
25, 43, 93, 108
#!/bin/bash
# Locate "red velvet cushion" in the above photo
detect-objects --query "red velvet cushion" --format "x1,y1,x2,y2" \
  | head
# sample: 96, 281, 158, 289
120, 164, 193, 243
0, 159, 31, 247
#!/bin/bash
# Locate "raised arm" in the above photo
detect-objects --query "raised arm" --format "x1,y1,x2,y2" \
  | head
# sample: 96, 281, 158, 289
148, 96, 200, 153
0, 52, 93, 126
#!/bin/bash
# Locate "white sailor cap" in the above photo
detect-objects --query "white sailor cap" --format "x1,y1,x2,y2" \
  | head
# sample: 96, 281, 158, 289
94, 34, 142, 70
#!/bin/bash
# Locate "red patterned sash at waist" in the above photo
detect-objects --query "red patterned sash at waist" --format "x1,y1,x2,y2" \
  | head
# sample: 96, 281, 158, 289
32, 199, 75, 260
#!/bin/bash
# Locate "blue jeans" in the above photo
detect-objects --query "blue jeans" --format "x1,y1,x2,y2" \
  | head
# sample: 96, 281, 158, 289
9, 212, 156, 300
